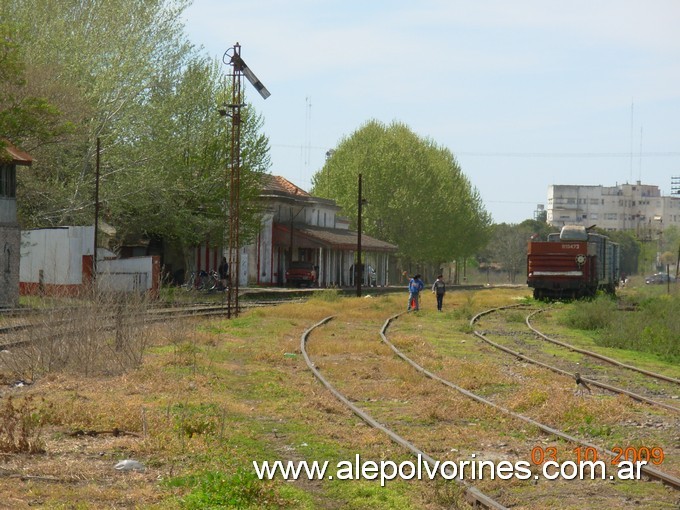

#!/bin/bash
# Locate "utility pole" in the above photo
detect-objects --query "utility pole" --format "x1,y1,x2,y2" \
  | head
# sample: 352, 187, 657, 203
356, 173, 363, 297
93, 136, 100, 288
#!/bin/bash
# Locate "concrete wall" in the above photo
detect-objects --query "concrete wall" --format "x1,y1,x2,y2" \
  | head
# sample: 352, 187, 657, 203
0, 224, 20, 307
98, 256, 160, 297
20, 226, 94, 286
20, 226, 159, 298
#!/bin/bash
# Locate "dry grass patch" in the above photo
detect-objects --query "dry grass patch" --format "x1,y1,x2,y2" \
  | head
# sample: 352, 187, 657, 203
2, 289, 675, 509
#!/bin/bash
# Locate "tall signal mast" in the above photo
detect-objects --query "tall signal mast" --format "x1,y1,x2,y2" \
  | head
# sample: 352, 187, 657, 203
222, 43, 270, 318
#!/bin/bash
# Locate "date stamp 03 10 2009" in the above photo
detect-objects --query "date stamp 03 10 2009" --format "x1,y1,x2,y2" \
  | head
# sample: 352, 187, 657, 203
531, 445, 665, 466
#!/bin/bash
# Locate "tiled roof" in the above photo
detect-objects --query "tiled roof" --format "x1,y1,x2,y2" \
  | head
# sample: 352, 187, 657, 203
260, 174, 309, 197
1, 140, 32, 166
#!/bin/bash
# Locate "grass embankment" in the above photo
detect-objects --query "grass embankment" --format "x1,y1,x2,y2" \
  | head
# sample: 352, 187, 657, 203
0, 291, 433, 508
0, 286, 678, 508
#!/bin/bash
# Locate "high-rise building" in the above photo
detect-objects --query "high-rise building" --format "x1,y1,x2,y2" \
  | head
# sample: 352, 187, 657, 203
547, 182, 680, 240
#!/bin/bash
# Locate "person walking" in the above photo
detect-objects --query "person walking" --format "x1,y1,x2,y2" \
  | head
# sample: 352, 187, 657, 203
432, 274, 446, 312
218, 257, 229, 290
407, 274, 424, 311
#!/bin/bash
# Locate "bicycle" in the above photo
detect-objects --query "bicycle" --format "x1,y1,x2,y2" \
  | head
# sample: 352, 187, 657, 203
183, 270, 209, 291
206, 269, 227, 292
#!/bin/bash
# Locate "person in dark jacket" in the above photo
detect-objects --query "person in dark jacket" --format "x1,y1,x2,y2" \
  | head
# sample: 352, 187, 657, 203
407, 274, 424, 311
218, 257, 229, 290
432, 274, 446, 312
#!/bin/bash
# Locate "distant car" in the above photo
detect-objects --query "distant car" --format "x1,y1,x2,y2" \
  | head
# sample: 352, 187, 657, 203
285, 261, 317, 287
645, 273, 676, 284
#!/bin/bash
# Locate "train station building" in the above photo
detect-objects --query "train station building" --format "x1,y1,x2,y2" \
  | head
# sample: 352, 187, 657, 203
192, 175, 398, 288
246, 175, 397, 287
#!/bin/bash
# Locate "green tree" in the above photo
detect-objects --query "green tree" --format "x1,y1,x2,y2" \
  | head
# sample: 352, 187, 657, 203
518, 218, 556, 240
3, 0, 270, 262
311, 120, 491, 265
0, 19, 68, 152
485, 223, 536, 283
604, 229, 641, 276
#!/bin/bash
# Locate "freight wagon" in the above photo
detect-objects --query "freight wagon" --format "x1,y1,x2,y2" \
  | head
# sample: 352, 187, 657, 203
527, 225, 619, 300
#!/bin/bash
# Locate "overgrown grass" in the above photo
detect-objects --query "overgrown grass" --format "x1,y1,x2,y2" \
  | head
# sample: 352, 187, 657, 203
557, 294, 617, 331
552, 291, 680, 363
598, 295, 680, 362
0, 395, 47, 453
165, 468, 303, 509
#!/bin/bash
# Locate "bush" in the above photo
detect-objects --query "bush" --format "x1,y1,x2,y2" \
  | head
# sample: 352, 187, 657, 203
559, 295, 616, 331
598, 296, 680, 362
0, 290, 150, 380
0, 396, 46, 454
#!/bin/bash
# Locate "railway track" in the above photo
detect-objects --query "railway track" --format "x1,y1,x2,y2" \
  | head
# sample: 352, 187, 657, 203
0, 299, 301, 351
527, 308, 680, 385
301, 316, 507, 510
471, 305, 680, 413
302, 307, 680, 509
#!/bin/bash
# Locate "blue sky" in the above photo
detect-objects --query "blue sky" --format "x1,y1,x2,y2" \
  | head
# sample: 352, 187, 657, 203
182, 0, 680, 224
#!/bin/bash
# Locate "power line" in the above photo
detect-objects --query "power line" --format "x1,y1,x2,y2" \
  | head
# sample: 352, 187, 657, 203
455, 151, 680, 158
271, 144, 680, 158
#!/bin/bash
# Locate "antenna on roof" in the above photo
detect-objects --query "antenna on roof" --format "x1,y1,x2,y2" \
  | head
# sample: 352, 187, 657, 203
304, 96, 312, 180
629, 100, 634, 183
639, 125, 643, 183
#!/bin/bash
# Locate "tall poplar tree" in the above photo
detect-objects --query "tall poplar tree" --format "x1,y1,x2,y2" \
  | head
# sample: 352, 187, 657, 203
312, 120, 491, 265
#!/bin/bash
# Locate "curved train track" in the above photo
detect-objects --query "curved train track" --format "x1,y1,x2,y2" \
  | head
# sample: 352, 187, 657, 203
471, 305, 680, 413
301, 307, 680, 509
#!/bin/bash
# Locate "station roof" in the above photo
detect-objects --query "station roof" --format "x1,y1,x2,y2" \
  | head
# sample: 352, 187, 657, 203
274, 223, 398, 253
259, 174, 339, 208
1, 140, 33, 166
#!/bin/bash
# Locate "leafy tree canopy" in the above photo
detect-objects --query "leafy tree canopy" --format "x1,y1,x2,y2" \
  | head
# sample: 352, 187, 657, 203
1, 0, 270, 260
311, 120, 491, 265
0, 19, 69, 152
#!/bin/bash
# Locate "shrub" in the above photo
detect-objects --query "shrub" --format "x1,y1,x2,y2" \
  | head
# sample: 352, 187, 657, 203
598, 296, 680, 362
0, 396, 46, 454
559, 295, 616, 331
0, 290, 150, 380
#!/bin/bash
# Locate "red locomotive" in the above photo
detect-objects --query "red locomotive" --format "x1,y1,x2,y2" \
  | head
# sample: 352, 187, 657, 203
527, 225, 619, 299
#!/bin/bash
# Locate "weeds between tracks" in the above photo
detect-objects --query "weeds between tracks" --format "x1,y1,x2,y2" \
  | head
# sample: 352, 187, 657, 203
0, 288, 677, 508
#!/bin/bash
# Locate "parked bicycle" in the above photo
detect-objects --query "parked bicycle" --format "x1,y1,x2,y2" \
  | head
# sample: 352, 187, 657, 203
206, 269, 226, 292
183, 270, 208, 291
183, 269, 226, 292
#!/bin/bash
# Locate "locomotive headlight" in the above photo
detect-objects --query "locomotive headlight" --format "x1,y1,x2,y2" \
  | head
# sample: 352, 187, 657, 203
575, 254, 586, 266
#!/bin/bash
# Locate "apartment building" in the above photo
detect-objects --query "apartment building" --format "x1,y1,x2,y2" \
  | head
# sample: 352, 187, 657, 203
547, 182, 680, 239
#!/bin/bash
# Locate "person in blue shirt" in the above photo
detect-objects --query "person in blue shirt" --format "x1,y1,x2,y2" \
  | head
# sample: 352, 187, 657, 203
407, 274, 424, 311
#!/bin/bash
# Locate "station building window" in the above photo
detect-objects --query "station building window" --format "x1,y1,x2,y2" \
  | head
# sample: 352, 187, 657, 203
0, 164, 16, 198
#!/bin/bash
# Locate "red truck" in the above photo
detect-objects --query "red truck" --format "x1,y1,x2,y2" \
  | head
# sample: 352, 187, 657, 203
285, 261, 317, 287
